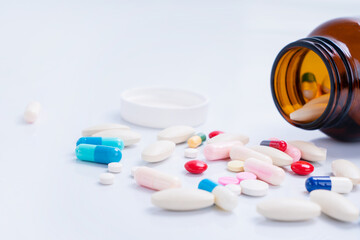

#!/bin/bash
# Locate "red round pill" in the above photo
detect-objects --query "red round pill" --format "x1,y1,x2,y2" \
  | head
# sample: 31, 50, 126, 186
184, 160, 208, 174
291, 161, 314, 175
208, 131, 224, 139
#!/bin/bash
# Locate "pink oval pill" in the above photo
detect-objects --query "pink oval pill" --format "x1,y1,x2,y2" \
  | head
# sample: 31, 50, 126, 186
270, 137, 301, 163
236, 172, 257, 182
218, 176, 240, 185
285, 144, 301, 162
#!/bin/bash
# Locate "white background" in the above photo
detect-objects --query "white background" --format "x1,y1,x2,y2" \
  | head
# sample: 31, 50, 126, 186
1, 1, 360, 239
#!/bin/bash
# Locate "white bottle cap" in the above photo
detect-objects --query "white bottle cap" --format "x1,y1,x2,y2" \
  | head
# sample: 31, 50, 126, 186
120, 88, 209, 128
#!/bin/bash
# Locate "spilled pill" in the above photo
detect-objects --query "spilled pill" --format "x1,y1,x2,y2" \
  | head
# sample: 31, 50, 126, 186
76, 144, 122, 164
208, 130, 224, 139
204, 141, 243, 161
184, 148, 198, 158
151, 188, 215, 211
240, 179, 269, 197
99, 173, 115, 185
332, 159, 360, 185
244, 158, 285, 185
142, 140, 175, 163
291, 161, 314, 175
76, 137, 124, 150
198, 179, 238, 211
108, 162, 123, 173
305, 176, 353, 194
230, 145, 272, 164
93, 129, 141, 147
157, 126, 195, 144
236, 172, 257, 182
310, 190, 360, 222
188, 133, 206, 148
227, 160, 244, 172
260, 140, 287, 152
82, 124, 130, 136
184, 160, 208, 174
225, 184, 242, 195
134, 166, 181, 191
288, 140, 327, 162
257, 198, 321, 221
24, 101, 41, 123
218, 176, 240, 186
251, 145, 292, 166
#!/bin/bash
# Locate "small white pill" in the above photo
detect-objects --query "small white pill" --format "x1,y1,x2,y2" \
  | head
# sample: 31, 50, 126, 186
184, 148, 198, 158
225, 184, 242, 195
108, 162, 123, 173
24, 101, 41, 123
99, 173, 115, 185
240, 179, 269, 197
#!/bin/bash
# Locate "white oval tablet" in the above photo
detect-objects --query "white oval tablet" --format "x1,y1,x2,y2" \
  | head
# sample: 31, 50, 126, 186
240, 179, 269, 197
108, 162, 123, 173
82, 123, 130, 136
99, 173, 115, 185
257, 198, 321, 221
24, 101, 41, 123
251, 145, 293, 166
289, 103, 327, 122
230, 145, 272, 164
225, 184, 242, 195
157, 125, 195, 144
184, 148, 198, 158
288, 140, 327, 162
207, 133, 249, 145
151, 188, 215, 211
310, 190, 360, 222
142, 140, 176, 163
93, 129, 141, 146
332, 159, 360, 185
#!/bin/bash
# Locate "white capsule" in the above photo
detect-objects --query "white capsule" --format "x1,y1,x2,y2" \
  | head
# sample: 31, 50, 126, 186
212, 186, 238, 211
244, 158, 285, 186
151, 188, 215, 211
287, 140, 327, 162
99, 173, 115, 185
257, 198, 321, 221
250, 145, 293, 166
240, 179, 269, 197
142, 140, 175, 163
93, 129, 141, 146
108, 162, 122, 173
82, 123, 130, 136
184, 148, 198, 158
230, 145, 272, 164
24, 101, 41, 123
225, 184, 242, 195
207, 133, 249, 145
134, 166, 181, 191
289, 103, 327, 122
310, 190, 360, 222
157, 125, 195, 144
306, 176, 353, 194
332, 159, 360, 185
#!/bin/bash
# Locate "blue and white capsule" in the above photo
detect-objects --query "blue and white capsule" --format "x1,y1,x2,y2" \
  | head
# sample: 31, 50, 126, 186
198, 178, 238, 211
305, 176, 353, 194
75, 144, 122, 164
76, 137, 124, 150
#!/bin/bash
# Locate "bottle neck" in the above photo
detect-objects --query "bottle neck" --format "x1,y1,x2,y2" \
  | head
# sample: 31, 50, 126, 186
271, 37, 354, 130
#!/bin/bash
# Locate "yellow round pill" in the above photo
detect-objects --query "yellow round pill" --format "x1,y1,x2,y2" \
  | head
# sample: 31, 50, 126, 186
227, 160, 244, 172
187, 135, 202, 148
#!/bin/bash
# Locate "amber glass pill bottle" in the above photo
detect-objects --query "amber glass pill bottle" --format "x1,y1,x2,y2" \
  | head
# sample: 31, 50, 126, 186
271, 17, 360, 141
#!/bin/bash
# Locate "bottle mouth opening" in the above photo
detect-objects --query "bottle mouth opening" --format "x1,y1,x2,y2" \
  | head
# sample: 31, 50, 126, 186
271, 40, 336, 130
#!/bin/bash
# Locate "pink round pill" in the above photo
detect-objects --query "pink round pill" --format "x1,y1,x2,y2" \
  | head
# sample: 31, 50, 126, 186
218, 176, 240, 185
236, 172, 257, 182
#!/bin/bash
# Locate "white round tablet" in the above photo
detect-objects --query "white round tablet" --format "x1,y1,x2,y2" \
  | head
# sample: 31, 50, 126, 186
108, 162, 123, 173
225, 184, 242, 195
99, 173, 115, 185
184, 148, 198, 158
240, 179, 269, 197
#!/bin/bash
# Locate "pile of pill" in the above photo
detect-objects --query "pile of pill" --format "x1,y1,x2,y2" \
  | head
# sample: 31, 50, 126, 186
75, 124, 360, 223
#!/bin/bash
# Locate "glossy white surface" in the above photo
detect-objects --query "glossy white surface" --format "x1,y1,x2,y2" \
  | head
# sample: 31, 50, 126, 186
332, 159, 360, 184
250, 145, 293, 166
157, 125, 195, 144
142, 140, 176, 163
1, 0, 360, 239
